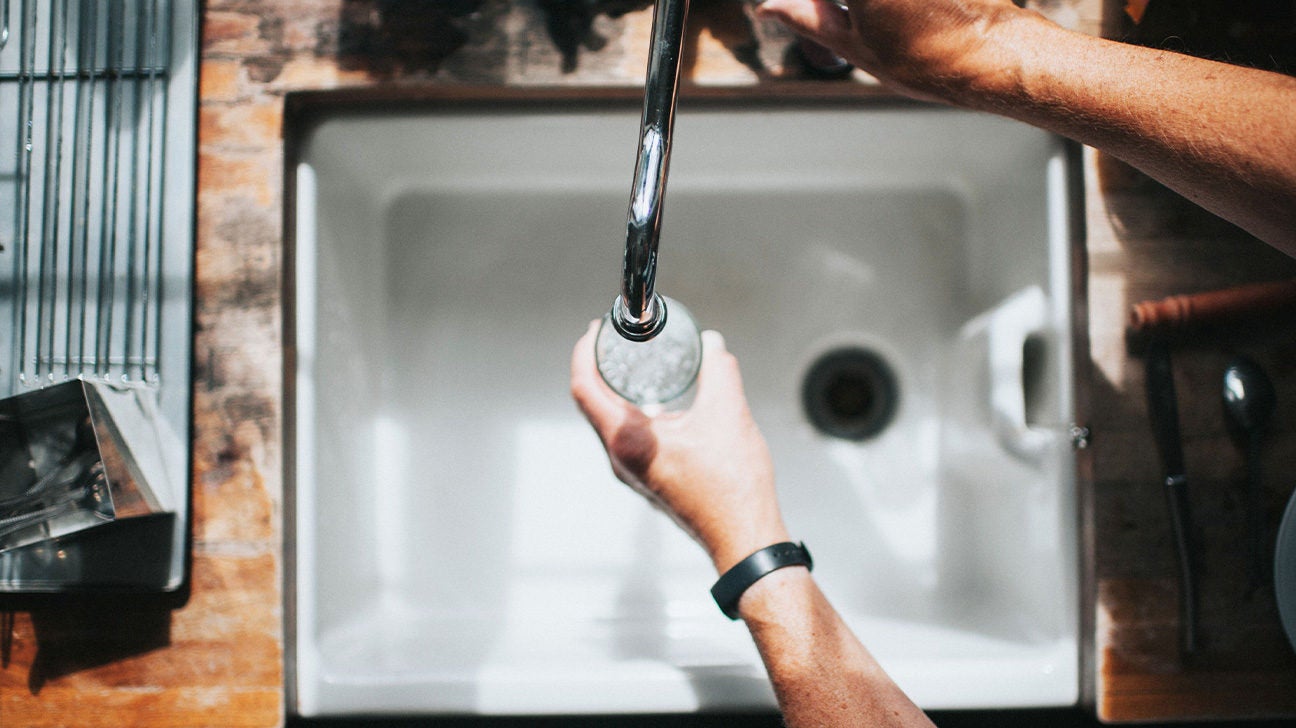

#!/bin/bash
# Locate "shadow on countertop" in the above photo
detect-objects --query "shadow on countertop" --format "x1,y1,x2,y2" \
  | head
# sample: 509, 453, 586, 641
288, 708, 1296, 727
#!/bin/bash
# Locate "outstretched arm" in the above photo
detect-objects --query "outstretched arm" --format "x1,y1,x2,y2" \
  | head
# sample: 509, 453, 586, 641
758, 0, 1296, 257
571, 322, 935, 727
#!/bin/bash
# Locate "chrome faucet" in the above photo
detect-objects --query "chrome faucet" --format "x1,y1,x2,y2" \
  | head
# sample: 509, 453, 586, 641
608, 0, 691, 342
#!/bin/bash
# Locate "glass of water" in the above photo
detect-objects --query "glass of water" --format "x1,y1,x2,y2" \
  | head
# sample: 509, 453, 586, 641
595, 295, 702, 410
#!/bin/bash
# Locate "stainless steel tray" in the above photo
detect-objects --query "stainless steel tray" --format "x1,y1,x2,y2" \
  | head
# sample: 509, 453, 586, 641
0, 0, 196, 602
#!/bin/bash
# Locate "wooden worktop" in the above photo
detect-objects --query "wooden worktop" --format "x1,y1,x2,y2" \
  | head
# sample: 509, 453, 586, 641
1081, 152, 1296, 721
2, 1, 1294, 725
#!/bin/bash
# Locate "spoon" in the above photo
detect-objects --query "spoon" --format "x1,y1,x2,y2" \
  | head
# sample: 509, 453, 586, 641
1222, 357, 1277, 589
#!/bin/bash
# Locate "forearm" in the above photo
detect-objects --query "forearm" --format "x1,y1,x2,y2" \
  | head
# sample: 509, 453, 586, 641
961, 12, 1296, 256
573, 326, 932, 724
758, 0, 1296, 256
738, 568, 935, 728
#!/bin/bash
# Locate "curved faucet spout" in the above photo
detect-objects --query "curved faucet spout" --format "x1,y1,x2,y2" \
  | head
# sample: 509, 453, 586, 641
611, 0, 690, 342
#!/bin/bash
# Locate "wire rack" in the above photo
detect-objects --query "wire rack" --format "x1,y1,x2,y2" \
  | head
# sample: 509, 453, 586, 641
1, 0, 174, 392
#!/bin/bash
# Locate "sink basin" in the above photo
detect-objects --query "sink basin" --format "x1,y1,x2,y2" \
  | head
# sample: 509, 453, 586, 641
285, 91, 1079, 716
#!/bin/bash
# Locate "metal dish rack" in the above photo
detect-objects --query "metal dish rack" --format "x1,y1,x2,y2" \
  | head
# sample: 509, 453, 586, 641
0, 0, 196, 599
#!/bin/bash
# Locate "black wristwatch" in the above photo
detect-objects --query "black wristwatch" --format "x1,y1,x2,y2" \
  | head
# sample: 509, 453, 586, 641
710, 541, 813, 620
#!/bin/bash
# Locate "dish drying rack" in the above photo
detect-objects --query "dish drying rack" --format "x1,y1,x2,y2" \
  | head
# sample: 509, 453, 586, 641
0, 0, 196, 601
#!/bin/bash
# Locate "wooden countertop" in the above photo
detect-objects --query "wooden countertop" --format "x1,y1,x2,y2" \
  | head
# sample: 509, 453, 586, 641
3, 1, 1294, 725
1081, 151, 1296, 721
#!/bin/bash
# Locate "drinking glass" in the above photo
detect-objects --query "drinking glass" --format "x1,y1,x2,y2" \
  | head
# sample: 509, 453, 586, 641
595, 295, 702, 410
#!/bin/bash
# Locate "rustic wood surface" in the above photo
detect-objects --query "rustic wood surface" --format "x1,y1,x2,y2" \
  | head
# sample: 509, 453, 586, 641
1084, 149, 1296, 721
5, 0, 1295, 725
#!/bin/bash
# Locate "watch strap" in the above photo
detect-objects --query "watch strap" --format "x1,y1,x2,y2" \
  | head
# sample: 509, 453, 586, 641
710, 541, 813, 620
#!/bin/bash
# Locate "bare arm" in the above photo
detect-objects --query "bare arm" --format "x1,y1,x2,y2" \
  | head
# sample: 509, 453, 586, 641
757, 0, 1296, 257
741, 568, 933, 727
571, 323, 934, 727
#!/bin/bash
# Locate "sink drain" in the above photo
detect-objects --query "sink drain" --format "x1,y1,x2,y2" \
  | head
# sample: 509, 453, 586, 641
802, 347, 898, 441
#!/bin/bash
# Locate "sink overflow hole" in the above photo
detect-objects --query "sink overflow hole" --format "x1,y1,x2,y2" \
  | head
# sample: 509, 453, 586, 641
802, 347, 898, 441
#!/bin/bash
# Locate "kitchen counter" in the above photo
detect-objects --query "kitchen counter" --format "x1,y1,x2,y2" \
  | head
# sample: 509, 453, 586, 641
1081, 154, 1296, 719
2, 1, 1294, 725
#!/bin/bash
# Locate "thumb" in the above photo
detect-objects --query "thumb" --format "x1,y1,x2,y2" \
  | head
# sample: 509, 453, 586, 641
693, 330, 747, 408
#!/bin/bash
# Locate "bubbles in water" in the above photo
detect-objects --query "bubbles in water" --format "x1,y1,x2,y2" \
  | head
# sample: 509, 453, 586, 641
596, 295, 701, 407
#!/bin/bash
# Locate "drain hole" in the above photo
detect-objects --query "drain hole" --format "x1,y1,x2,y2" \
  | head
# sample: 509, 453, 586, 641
802, 347, 898, 441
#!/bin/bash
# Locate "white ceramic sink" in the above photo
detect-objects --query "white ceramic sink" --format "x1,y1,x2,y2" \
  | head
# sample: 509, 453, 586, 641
286, 94, 1079, 716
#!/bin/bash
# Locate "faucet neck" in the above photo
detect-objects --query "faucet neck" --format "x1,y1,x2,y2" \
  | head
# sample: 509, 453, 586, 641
615, 0, 690, 337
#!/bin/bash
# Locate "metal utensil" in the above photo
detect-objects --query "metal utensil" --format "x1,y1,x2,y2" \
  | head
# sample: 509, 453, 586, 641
1145, 338, 1197, 654
1223, 357, 1277, 590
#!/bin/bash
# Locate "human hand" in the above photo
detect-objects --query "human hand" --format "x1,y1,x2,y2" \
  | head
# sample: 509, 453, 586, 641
570, 321, 791, 573
756, 0, 1035, 103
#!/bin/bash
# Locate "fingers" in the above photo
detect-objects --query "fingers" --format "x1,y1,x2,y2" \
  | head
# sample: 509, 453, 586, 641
570, 320, 631, 435
757, 0, 853, 45
569, 319, 601, 388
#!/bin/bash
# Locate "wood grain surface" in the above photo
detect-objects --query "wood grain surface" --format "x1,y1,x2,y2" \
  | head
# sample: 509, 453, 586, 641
8, 1, 1296, 726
